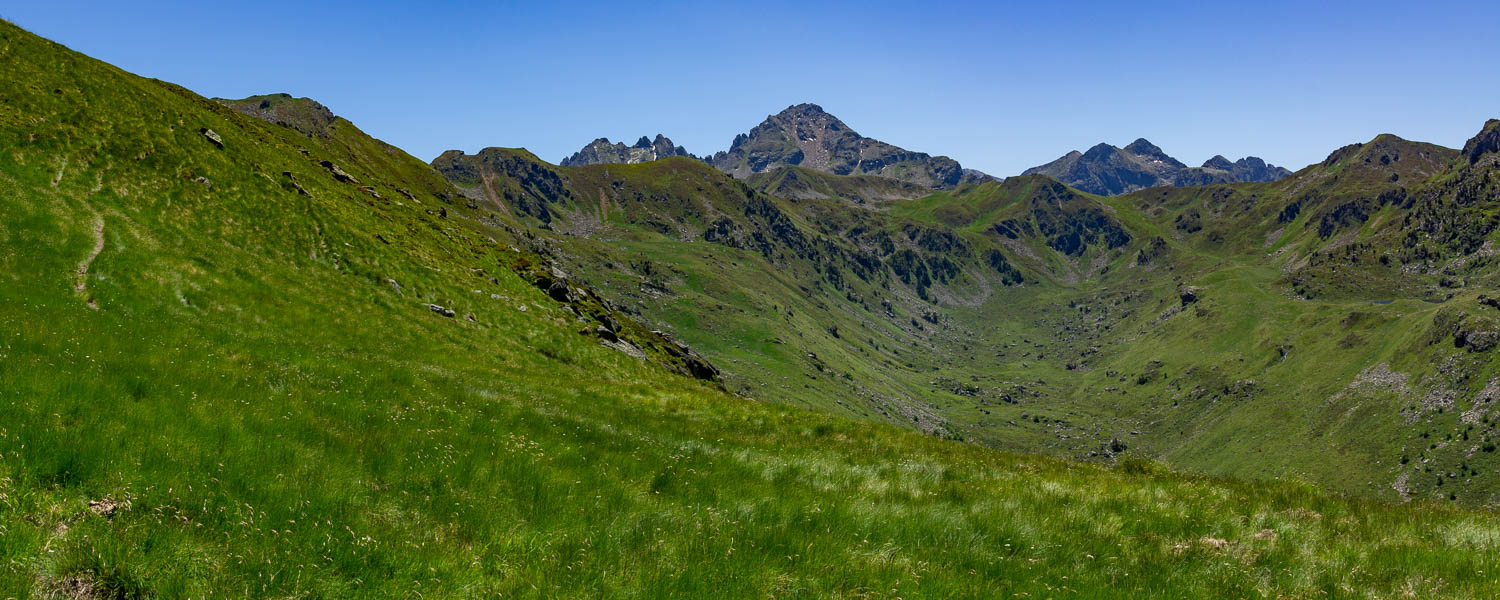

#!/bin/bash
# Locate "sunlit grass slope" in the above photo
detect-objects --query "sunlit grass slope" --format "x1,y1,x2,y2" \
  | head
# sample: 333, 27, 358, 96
3, 20, 1500, 599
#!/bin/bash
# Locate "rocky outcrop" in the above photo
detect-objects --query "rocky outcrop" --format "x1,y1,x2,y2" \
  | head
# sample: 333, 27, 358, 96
1462, 119, 1500, 165
1023, 138, 1290, 195
431, 148, 572, 224
216, 93, 339, 138
709, 103, 980, 189
1179, 286, 1201, 306
560, 134, 696, 166
504, 251, 724, 385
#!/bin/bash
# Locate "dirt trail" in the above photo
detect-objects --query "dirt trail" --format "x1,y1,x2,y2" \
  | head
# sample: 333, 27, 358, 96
75, 215, 104, 309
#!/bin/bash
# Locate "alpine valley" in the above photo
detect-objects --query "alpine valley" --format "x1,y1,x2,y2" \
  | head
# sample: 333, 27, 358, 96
4, 17, 1500, 599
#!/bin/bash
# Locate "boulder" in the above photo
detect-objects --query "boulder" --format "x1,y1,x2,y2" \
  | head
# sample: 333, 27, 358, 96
200, 128, 223, 149
1464, 330, 1499, 353
319, 160, 360, 184
425, 303, 456, 318
683, 355, 720, 382
1179, 286, 1201, 306
547, 280, 573, 302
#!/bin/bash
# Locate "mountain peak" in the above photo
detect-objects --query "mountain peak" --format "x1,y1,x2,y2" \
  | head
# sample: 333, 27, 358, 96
1202, 155, 1234, 170
1124, 138, 1165, 157
1463, 119, 1500, 164
560, 135, 694, 167
1082, 143, 1118, 161
1320, 133, 1458, 173
1026, 139, 1289, 195
778, 103, 828, 117
708, 103, 967, 188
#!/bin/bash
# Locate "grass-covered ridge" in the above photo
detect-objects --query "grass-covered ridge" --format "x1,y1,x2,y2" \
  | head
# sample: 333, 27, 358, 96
4, 19, 1500, 598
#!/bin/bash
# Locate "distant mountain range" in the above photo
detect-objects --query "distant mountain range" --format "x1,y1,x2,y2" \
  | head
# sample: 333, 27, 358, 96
1022, 139, 1292, 196
561, 103, 992, 189
560, 106, 1292, 194
560, 134, 695, 167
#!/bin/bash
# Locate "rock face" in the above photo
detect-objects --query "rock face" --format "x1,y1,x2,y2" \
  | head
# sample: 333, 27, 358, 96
1463, 119, 1500, 165
1022, 138, 1291, 196
708, 103, 988, 189
560, 134, 695, 166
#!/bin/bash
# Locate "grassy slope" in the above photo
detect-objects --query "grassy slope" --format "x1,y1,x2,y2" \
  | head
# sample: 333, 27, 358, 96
436, 132, 1500, 510
885, 154, 1500, 504
745, 165, 932, 206
6, 21, 1500, 598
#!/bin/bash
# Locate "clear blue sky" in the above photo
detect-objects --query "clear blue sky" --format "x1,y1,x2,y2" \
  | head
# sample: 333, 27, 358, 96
5, 1, 1497, 175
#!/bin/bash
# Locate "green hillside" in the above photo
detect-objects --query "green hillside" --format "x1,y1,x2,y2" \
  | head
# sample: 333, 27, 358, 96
5, 18, 1500, 599
437, 116, 1500, 510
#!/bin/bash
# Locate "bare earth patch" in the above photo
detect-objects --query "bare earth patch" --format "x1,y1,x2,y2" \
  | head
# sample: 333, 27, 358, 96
74, 215, 105, 309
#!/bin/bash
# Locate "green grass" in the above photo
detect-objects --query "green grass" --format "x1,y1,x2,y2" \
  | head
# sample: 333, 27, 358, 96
6, 18, 1500, 598
435, 109, 1500, 512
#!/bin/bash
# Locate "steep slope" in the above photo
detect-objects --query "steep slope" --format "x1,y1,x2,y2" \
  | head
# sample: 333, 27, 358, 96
559, 134, 695, 166
15, 18, 1500, 597
708, 103, 990, 189
745, 165, 933, 206
1023, 138, 1291, 195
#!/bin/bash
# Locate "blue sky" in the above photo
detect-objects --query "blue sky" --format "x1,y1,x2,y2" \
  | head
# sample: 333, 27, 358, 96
5, 1, 1497, 175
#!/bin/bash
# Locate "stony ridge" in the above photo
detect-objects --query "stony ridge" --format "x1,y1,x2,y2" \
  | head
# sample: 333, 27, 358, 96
1023, 138, 1291, 195
560, 134, 695, 166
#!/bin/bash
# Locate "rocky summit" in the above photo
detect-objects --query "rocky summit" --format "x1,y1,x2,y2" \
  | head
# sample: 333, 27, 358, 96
559, 103, 994, 189
708, 103, 992, 189
1023, 138, 1291, 195
560, 133, 695, 166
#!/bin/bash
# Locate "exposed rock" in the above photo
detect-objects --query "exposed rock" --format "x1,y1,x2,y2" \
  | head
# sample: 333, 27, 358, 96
215, 93, 338, 138
431, 148, 568, 223
1462, 119, 1500, 164
1460, 378, 1500, 425
547, 280, 573, 303
200, 127, 223, 149
683, 354, 720, 382
1023, 138, 1290, 195
561, 134, 696, 166
281, 171, 312, 197
708, 103, 977, 189
1179, 286, 1201, 306
1459, 329, 1498, 353
601, 338, 646, 360
320, 160, 359, 184
425, 303, 456, 318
